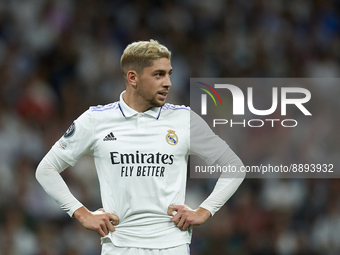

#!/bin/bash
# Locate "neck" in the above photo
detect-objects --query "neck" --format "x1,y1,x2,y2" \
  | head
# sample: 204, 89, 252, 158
123, 90, 152, 113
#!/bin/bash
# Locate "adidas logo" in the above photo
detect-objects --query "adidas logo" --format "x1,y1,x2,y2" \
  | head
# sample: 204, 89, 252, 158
103, 132, 117, 141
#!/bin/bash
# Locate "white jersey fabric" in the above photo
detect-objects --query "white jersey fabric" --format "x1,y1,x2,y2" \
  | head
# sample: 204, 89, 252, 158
101, 240, 190, 255
36, 91, 244, 249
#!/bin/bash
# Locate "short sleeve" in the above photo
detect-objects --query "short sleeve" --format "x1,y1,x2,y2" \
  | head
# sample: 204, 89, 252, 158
189, 110, 230, 165
51, 109, 95, 166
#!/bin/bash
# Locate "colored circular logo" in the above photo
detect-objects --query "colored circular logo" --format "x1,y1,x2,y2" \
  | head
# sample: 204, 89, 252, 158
166, 130, 178, 145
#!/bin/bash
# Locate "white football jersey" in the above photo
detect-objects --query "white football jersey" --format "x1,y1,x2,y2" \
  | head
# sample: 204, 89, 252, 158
51, 91, 232, 248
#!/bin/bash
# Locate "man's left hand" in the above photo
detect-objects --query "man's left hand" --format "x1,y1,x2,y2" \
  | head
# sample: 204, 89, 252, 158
167, 204, 211, 230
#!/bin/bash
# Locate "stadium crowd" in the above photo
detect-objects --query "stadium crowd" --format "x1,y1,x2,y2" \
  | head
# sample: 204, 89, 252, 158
0, 0, 340, 254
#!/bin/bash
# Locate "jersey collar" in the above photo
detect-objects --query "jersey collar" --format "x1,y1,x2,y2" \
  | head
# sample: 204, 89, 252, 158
119, 91, 162, 119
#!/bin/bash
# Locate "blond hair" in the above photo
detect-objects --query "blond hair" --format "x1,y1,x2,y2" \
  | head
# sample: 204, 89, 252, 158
120, 39, 171, 77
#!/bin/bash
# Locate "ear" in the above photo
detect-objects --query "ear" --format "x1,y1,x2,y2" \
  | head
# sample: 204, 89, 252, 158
126, 70, 139, 88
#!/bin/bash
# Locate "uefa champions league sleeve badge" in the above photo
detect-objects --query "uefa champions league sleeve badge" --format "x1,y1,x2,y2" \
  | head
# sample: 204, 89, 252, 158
59, 122, 75, 149
64, 122, 76, 138
166, 129, 178, 145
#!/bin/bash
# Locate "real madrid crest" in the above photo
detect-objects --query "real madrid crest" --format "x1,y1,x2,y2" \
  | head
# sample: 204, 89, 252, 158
166, 129, 178, 145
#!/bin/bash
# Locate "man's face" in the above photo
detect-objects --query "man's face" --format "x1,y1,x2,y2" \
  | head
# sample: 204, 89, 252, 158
136, 57, 172, 109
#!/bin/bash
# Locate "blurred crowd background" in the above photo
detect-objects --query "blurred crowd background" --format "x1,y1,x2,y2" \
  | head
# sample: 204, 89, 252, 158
0, 0, 340, 254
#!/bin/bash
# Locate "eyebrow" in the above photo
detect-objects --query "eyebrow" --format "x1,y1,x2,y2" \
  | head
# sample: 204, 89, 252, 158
153, 69, 173, 74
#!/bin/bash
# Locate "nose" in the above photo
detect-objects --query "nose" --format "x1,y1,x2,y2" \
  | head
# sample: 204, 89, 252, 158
163, 74, 172, 88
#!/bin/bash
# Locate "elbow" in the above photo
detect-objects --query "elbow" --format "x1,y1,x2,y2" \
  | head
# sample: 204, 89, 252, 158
35, 160, 44, 184
35, 158, 54, 184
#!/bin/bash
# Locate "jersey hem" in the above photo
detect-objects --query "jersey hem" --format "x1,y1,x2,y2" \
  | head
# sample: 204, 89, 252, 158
101, 235, 191, 249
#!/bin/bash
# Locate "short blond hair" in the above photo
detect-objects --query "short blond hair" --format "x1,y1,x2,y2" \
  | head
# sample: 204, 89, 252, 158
120, 39, 171, 77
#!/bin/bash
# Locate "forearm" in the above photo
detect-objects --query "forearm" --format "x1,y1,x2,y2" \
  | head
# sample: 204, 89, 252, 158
199, 176, 243, 216
199, 147, 245, 216
35, 152, 83, 217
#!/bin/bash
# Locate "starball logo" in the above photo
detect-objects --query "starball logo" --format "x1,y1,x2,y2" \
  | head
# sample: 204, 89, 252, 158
197, 82, 312, 128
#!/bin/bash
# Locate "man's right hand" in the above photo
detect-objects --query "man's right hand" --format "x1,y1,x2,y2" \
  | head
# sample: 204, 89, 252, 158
73, 207, 119, 237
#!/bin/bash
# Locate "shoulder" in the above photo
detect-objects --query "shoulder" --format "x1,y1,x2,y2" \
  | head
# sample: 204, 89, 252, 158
79, 102, 121, 123
161, 103, 190, 115
159, 104, 190, 125
89, 102, 120, 113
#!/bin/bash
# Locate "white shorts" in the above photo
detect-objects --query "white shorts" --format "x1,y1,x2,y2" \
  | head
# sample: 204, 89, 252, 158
101, 240, 190, 255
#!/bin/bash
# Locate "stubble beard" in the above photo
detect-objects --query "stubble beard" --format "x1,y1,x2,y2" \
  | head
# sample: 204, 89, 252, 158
137, 82, 167, 109
150, 96, 166, 108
